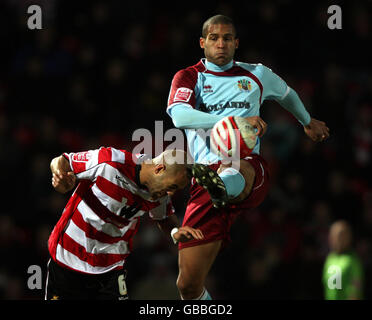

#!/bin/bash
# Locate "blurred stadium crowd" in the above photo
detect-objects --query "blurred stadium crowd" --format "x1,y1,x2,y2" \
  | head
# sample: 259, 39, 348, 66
0, 0, 370, 299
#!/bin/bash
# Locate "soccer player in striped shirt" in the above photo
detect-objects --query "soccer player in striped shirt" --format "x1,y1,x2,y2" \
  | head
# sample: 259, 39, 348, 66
167, 15, 330, 300
46, 148, 203, 300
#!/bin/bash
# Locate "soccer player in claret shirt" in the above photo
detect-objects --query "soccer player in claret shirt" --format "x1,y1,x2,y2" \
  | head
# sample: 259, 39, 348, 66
167, 15, 330, 300
46, 148, 203, 300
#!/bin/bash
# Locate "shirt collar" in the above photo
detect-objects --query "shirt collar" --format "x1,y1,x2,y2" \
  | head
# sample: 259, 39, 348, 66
203, 58, 234, 72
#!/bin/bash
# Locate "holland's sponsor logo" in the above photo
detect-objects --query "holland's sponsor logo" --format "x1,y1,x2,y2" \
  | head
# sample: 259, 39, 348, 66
199, 101, 250, 112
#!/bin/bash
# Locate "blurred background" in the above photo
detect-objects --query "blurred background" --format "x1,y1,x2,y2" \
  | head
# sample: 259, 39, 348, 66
0, 0, 370, 299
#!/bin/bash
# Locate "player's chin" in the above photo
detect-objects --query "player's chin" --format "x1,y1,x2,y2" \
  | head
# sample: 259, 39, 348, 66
150, 192, 166, 201
213, 55, 230, 66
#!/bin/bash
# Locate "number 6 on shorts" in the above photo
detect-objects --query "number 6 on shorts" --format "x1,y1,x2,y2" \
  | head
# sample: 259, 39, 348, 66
118, 274, 128, 298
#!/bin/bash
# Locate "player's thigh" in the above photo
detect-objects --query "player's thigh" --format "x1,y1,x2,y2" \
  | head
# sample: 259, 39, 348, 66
45, 259, 83, 300
178, 240, 222, 284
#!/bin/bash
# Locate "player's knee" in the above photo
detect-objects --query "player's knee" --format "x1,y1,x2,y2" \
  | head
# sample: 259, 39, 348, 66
219, 161, 255, 203
176, 274, 203, 299
176, 274, 192, 294
219, 167, 246, 199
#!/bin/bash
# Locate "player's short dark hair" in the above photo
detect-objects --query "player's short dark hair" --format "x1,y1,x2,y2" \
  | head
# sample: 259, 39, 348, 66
201, 14, 236, 38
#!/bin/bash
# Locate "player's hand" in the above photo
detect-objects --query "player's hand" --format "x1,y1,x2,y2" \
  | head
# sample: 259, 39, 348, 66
52, 170, 76, 194
244, 116, 267, 137
173, 226, 204, 243
304, 118, 330, 142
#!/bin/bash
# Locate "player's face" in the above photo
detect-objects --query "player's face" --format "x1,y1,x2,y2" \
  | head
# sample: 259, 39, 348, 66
200, 23, 239, 66
329, 225, 351, 253
148, 170, 188, 200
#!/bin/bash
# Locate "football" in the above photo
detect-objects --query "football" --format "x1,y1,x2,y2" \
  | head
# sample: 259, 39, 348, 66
210, 116, 257, 159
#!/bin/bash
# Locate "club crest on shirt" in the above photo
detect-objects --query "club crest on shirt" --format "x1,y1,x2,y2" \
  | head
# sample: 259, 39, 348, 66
237, 79, 252, 91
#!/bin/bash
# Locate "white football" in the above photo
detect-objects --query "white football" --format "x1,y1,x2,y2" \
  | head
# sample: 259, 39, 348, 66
210, 116, 257, 159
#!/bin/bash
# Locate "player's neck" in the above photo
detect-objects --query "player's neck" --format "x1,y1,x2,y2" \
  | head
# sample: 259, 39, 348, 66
137, 163, 151, 189
204, 58, 234, 72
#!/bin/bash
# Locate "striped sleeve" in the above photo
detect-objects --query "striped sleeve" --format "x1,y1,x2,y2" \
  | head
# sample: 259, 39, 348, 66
64, 147, 126, 180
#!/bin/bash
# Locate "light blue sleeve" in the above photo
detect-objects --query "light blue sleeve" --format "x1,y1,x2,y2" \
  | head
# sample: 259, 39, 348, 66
260, 65, 289, 101
279, 88, 311, 126
260, 65, 311, 126
168, 104, 225, 129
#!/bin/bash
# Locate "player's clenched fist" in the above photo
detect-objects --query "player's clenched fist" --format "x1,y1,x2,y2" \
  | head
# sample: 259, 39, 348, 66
304, 118, 330, 142
50, 155, 77, 194
52, 170, 76, 194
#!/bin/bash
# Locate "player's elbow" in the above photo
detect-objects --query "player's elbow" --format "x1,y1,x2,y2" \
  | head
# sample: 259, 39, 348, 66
171, 116, 186, 129
50, 156, 60, 173
168, 104, 193, 129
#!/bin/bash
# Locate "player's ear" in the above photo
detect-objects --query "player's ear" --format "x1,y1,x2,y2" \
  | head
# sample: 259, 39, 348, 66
235, 38, 239, 49
199, 37, 205, 49
154, 164, 166, 175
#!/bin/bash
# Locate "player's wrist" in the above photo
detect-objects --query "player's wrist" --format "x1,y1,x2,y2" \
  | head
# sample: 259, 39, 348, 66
303, 117, 313, 128
170, 227, 179, 244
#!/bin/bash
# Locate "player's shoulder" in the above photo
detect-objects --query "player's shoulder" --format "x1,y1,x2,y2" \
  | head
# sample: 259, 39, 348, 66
173, 60, 205, 79
97, 146, 133, 165
235, 61, 272, 75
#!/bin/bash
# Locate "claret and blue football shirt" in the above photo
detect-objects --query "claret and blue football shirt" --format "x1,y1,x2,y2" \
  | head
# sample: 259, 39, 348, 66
167, 59, 310, 163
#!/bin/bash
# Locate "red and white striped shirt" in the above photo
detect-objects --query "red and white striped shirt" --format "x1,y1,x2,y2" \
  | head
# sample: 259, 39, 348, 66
48, 147, 174, 274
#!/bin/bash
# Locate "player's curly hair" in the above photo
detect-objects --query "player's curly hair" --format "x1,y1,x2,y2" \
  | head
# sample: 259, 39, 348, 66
201, 14, 237, 38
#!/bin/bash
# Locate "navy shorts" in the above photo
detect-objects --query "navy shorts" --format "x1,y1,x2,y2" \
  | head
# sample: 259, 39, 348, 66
45, 258, 128, 300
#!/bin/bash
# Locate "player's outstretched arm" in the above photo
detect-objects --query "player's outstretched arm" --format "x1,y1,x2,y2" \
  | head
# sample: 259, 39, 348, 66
275, 87, 330, 142
50, 155, 77, 194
